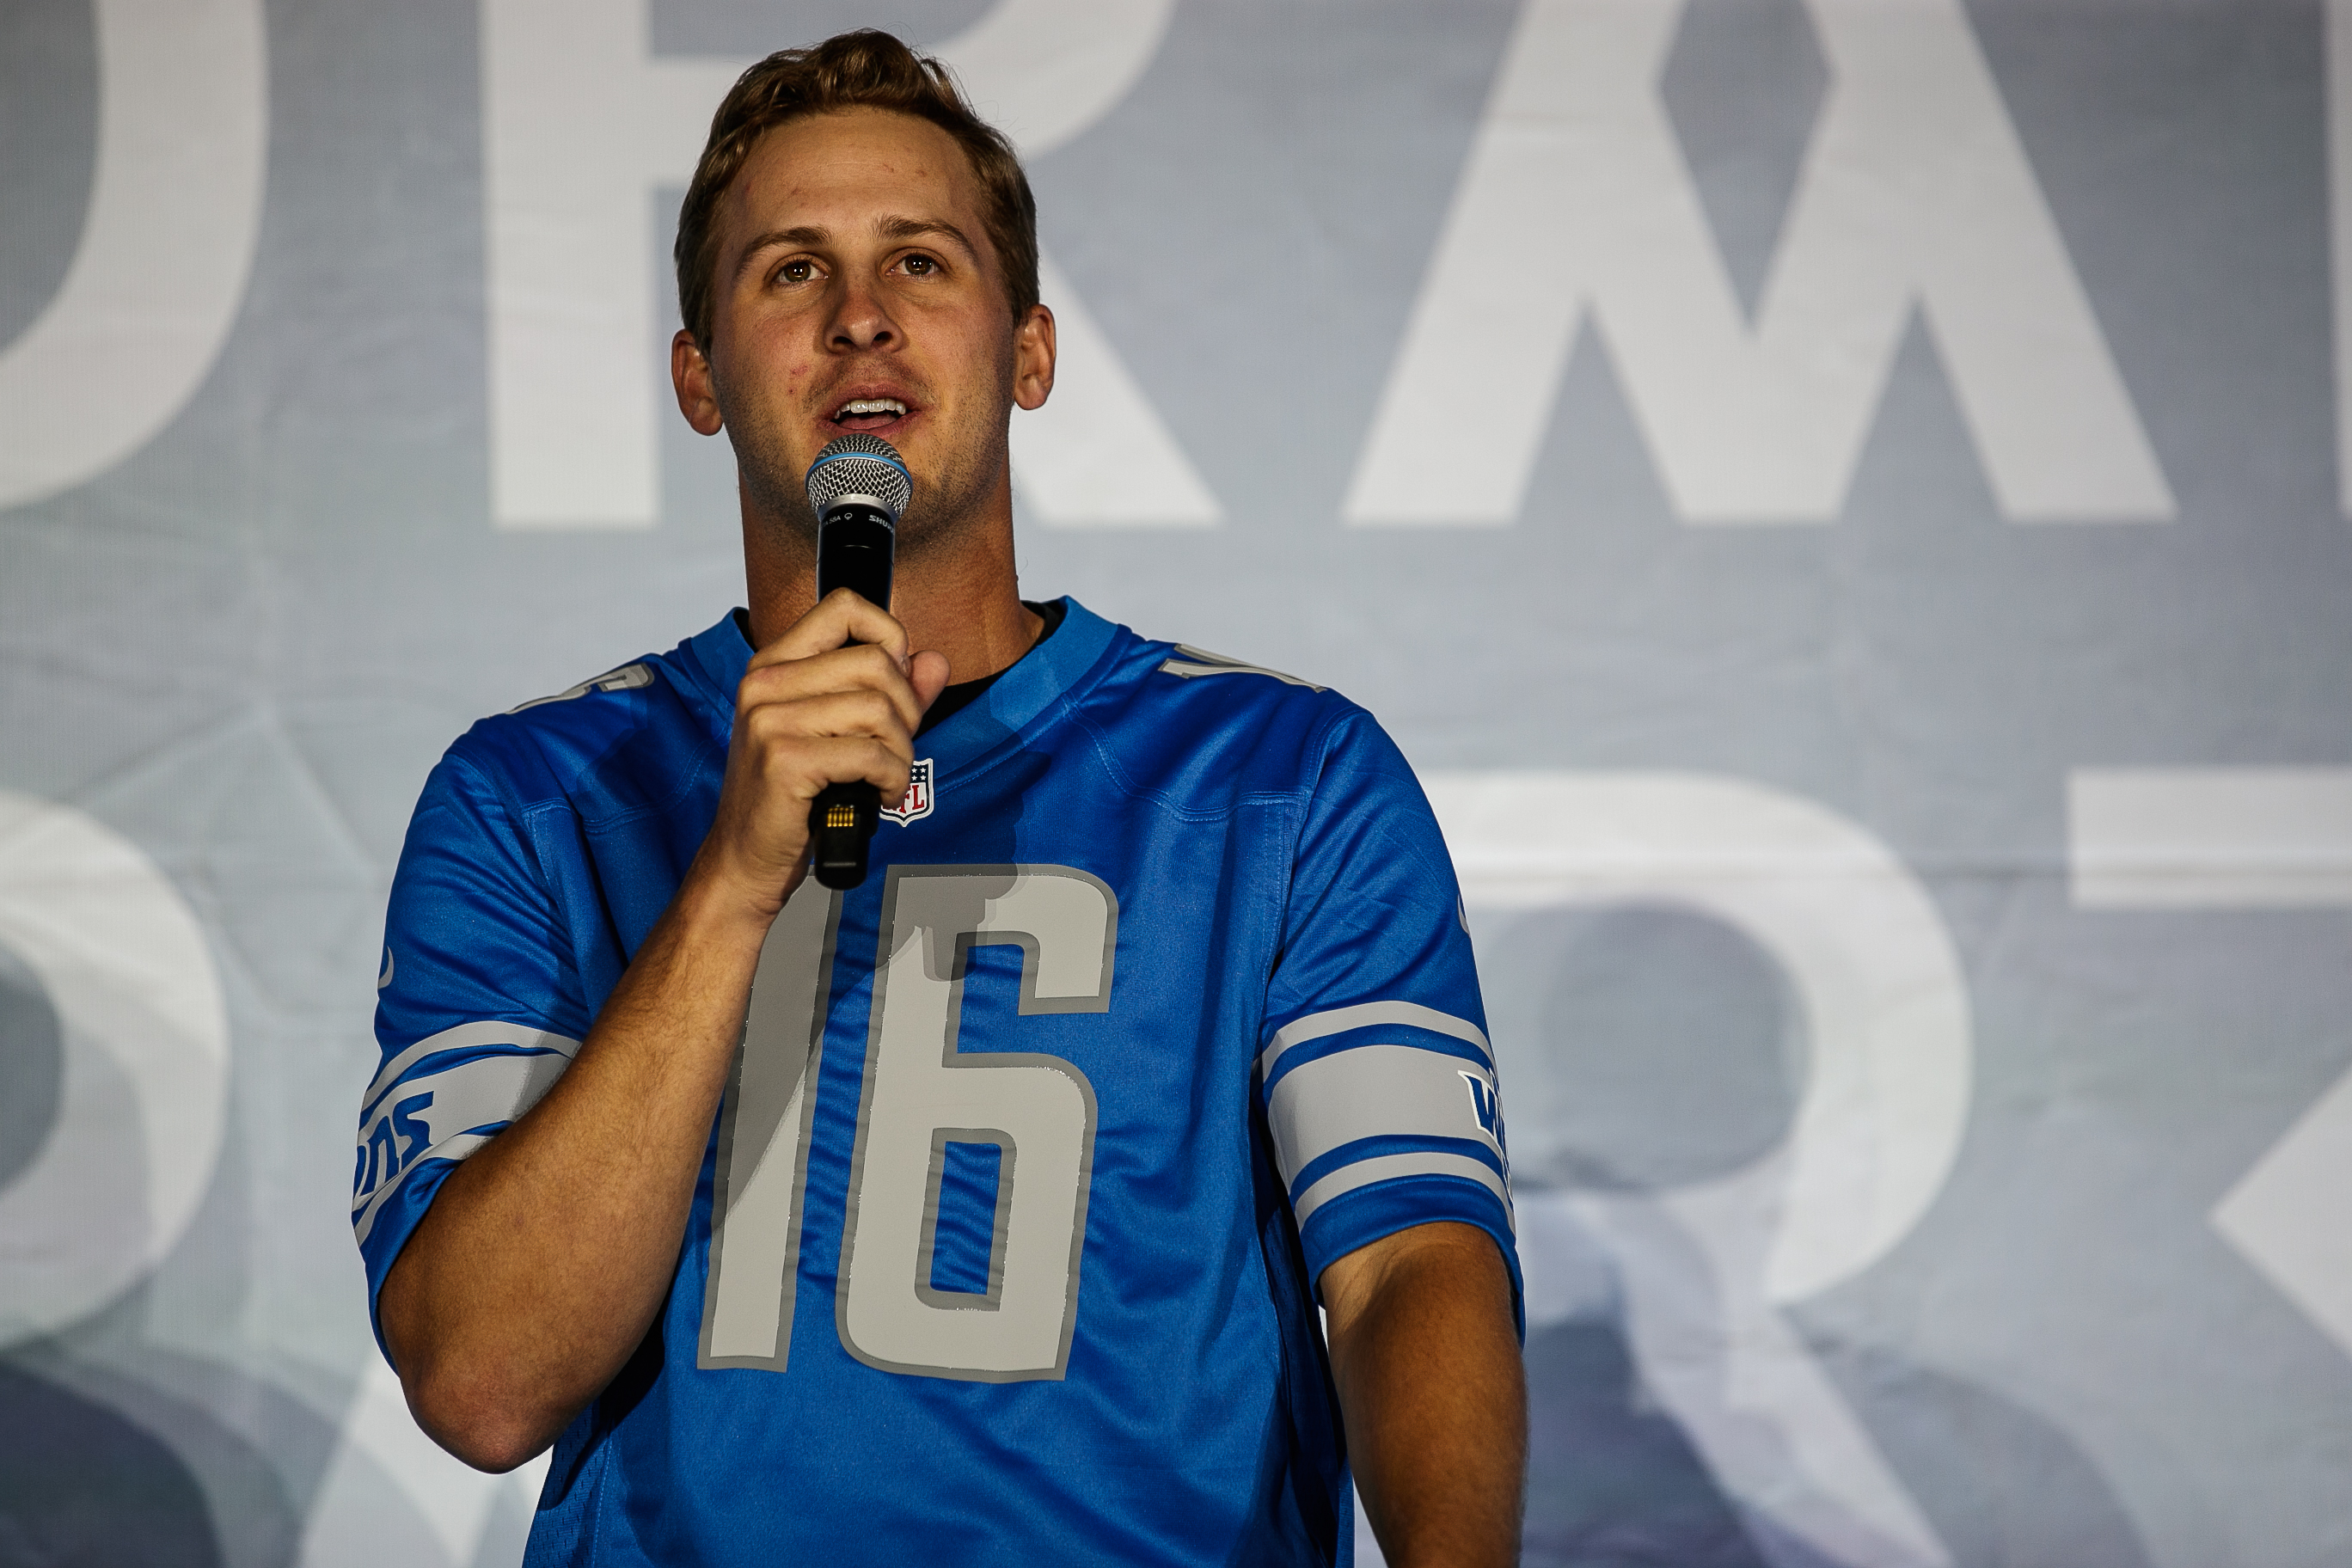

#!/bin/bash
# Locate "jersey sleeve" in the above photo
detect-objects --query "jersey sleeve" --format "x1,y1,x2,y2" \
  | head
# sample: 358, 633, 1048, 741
1260, 709, 1522, 1328
353, 747, 588, 1363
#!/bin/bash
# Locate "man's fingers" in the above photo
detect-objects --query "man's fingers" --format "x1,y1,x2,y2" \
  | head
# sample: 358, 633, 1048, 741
910, 650, 952, 712
714, 594, 950, 880
748, 589, 910, 671
738, 688, 914, 755
738, 642, 926, 736
755, 735, 910, 803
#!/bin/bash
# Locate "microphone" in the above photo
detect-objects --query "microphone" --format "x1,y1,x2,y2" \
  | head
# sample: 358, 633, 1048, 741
805, 432, 912, 891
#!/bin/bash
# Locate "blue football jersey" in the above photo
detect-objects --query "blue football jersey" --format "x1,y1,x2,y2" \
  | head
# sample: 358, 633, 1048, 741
356, 599, 1519, 1566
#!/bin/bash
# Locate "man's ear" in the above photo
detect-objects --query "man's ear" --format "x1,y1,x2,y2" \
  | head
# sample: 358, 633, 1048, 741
671, 329, 725, 436
1012, 303, 1056, 412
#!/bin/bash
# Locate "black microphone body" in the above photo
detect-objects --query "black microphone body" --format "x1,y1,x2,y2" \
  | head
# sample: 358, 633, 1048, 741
804, 434, 911, 890
816, 505, 893, 609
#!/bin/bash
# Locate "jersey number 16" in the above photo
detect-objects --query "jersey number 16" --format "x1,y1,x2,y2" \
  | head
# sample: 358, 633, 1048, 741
698, 865, 1117, 1383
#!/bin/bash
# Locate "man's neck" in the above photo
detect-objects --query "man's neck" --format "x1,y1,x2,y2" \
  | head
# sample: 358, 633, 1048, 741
740, 497, 1041, 686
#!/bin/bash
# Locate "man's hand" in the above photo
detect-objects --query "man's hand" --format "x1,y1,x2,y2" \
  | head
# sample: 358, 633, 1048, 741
1322, 1222, 1526, 1568
378, 590, 946, 1473
694, 589, 953, 923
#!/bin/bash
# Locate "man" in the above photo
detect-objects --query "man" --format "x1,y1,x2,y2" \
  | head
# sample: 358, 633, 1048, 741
355, 30, 1522, 1566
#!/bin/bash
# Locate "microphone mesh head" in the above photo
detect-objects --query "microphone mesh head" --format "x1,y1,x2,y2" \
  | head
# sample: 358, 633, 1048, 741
805, 433, 911, 522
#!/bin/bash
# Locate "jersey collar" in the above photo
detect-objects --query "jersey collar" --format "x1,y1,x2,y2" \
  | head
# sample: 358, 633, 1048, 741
922, 597, 1118, 777
679, 597, 1121, 778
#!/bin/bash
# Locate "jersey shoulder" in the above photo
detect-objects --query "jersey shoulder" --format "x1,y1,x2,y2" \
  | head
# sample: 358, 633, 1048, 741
1075, 629, 1383, 810
438, 634, 725, 828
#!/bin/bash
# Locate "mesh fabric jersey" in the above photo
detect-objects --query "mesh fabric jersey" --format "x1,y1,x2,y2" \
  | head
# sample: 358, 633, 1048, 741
353, 598, 1520, 1566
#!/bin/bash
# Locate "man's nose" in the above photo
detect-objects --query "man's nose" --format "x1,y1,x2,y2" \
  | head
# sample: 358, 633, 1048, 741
828, 279, 897, 351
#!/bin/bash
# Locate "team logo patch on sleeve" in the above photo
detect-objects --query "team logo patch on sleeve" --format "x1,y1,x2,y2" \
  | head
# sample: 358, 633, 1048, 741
1460, 1069, 1508, 1172
882, 758, 935, 825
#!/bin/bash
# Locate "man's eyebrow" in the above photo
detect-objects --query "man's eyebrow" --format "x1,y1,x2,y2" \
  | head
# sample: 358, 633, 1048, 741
875, 215, 980, 260
733, 225, 828, 279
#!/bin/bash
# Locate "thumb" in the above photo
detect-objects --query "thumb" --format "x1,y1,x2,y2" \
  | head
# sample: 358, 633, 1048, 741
910, 650, 953, 712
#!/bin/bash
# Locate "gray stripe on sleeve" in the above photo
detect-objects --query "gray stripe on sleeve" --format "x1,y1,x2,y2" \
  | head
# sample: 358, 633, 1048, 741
1267, 1044, 1503, 1190
350, 1049, 570, 1242
352, 1132, 491, 1245
362, 1019, 581, 1113
1257, 999, 1491, 1083
1292, 1152, 1514, 1230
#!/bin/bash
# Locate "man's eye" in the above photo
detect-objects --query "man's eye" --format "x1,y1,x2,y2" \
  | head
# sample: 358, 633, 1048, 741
778, 259, 815, 284
900, 254, 937, 276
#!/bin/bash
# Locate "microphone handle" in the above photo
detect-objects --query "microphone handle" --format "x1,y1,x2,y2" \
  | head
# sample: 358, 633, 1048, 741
810, 780, 879, 891
808, 501, 897, 890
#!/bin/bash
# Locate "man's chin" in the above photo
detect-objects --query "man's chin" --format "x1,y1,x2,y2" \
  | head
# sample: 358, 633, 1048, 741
732, 411, 1001, 554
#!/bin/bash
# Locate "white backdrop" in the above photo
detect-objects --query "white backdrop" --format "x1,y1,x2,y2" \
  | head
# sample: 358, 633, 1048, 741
2, 2, 2350, 1565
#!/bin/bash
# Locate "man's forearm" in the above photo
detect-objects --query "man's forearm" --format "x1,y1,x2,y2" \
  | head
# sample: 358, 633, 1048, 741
1324, 1222, 1526, 1568
378, 867, 777, 1471
377, 594, 940, 1472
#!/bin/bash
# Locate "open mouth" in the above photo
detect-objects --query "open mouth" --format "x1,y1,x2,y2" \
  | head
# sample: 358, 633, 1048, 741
831, 397, 910, 434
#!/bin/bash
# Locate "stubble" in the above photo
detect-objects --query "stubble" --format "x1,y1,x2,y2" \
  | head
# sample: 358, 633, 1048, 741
714, 347, 1014, 567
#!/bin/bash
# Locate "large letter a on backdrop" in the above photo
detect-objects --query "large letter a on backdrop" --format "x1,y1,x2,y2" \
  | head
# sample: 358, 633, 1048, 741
1345, 0, 2171, 526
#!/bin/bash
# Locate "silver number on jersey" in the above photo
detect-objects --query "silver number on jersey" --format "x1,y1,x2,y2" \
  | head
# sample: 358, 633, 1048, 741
836, 866, 1114, 1381
699, 877, 838, 1370
697, 865, 1115, 1381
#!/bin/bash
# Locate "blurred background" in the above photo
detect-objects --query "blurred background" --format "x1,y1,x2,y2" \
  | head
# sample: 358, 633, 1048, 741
3, 1, 2349, 1563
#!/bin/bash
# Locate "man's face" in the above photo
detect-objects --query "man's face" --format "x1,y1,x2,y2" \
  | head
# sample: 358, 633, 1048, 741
685, 107, 1047, 556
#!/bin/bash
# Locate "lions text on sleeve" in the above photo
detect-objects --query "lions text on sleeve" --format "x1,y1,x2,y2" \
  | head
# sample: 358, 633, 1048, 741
358, 598, 1517, 1568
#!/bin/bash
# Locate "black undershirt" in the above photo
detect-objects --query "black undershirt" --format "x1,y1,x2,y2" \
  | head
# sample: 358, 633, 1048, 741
731, 598, 1066, 738
918, 598, 1065, 734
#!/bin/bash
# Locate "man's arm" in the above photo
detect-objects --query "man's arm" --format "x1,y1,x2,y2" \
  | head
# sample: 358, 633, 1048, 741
1322, 1221, 1527, 1568
377, 592, 947, 1472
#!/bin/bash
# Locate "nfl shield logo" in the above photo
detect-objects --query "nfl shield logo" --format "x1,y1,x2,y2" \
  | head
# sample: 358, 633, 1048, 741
882, 757, 935, 825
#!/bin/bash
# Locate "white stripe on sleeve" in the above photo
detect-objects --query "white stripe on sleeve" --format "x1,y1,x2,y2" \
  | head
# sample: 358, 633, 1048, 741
351, 1045, 572, 1242
1256, 1000, 1491, 1083
1266, 1043, 1507, 1196
1292, 1152, 1513, 1228
362, 1019, 581, 1114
